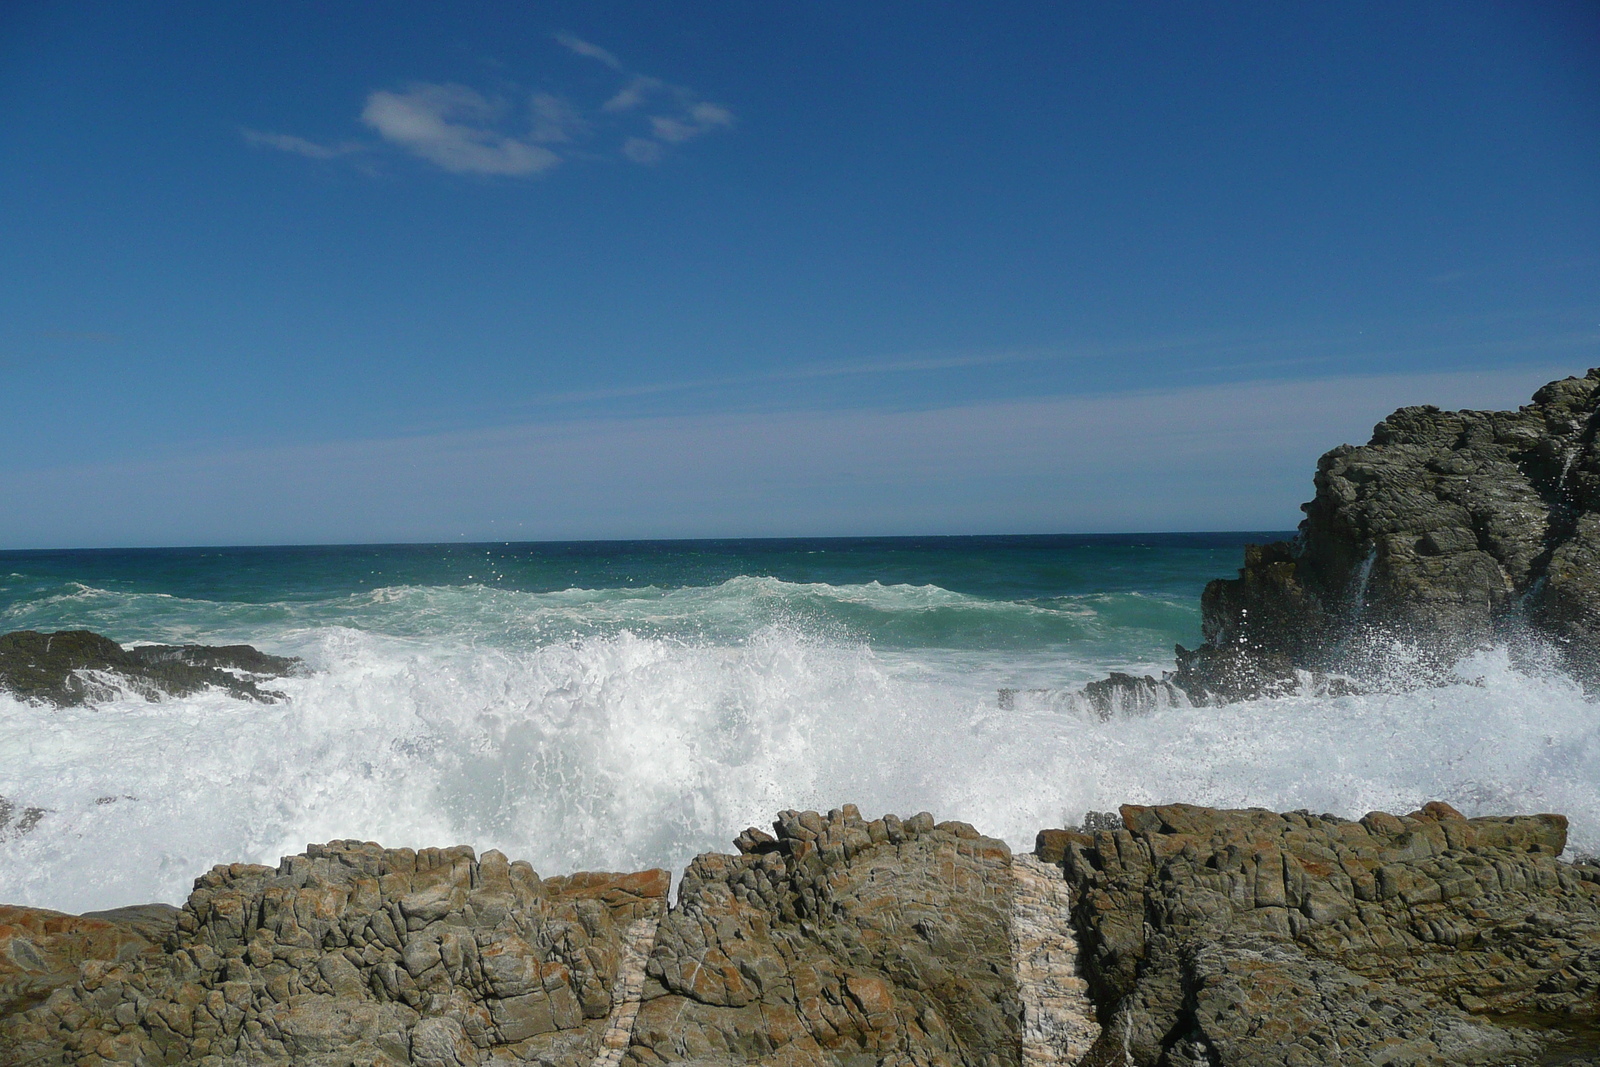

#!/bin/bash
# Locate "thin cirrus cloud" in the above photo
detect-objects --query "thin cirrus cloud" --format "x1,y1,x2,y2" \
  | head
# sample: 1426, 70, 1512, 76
242, 34, 732, 178
361, 84, 562, 176
240, 128, 364, 160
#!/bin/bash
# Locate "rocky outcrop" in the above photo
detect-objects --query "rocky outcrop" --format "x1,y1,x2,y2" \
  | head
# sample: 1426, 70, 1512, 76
0, 630, 299, 707
1086, 368, 1600, 707
1050, 801, 1600, 1066
1194, 368, 1600, 694
0, 904, 179, 1022
6, 803, 1599, 1066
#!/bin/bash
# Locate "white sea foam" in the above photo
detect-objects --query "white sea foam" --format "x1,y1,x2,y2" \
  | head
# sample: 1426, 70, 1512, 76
1, 613, 1595, 914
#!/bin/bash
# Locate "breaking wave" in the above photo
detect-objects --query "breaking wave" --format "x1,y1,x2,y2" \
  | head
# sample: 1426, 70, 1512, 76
1, 576, 1596, 913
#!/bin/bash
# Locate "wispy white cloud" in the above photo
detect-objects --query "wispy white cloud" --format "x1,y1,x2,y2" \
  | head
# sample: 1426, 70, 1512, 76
602, 75, 661, 113
554, 32, 622, 71
361, 84, 562, 176
249, 36, 731, 179
621, 137, 665, 164
555, 33, 734, 164
241, 128, 364, 160
530, 93, 585, 143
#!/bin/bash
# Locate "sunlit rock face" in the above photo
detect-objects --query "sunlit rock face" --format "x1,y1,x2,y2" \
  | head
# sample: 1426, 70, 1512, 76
0, 840, 671, 1067
5, 803, 1599, 1066
1053, 802, 1600, 1066
635, 805, 1022, 1067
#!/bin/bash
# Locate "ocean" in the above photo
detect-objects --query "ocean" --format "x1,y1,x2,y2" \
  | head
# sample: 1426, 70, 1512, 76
2, 534, 1596, 913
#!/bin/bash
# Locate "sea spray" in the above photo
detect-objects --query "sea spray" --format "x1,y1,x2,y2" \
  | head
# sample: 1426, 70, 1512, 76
2, 591, 1597, 913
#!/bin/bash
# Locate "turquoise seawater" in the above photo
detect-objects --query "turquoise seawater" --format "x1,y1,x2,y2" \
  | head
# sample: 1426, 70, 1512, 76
2, 534, 1597, 913
0, 534, 1258, 663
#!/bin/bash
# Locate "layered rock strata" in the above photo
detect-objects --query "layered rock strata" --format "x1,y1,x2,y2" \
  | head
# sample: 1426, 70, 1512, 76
0, 630, 299, 708
1049, 801, 1600, 1066
1009, 855, 1098, 1066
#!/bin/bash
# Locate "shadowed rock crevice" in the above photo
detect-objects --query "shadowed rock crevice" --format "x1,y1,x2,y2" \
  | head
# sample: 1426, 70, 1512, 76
0, 629, 300, 707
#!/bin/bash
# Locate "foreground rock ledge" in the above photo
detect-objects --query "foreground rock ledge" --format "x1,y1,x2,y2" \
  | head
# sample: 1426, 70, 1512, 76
3, 803, 1598, 1067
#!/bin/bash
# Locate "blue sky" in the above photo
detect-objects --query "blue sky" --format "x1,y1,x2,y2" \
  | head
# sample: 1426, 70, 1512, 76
2, 2, 1597, 547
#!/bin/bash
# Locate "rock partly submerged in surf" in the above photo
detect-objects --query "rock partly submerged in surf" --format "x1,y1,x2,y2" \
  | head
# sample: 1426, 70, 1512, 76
0, 629, 300, 707
1081, 367, 1600, 710
4, 803, 1598, 1066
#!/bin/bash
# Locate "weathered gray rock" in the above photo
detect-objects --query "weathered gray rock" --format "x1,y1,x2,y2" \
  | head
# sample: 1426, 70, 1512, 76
1050, 801, 1600, 1065
1086, 368, 1600, 707
1194, 368, 1600, 695
8, 804, 1600, 1066
0, 630, 300, 707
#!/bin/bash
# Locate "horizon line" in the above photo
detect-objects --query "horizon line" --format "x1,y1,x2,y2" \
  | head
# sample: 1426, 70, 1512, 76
0, 529, 1302, 555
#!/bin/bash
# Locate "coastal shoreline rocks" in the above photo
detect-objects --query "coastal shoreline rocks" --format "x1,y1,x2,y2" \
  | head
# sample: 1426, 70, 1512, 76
1079, 367, 1600, 711
4, 803, 1597, 1066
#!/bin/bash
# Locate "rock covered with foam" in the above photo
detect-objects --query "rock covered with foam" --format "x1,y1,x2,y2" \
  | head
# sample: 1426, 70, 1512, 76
0, 629, 299, 708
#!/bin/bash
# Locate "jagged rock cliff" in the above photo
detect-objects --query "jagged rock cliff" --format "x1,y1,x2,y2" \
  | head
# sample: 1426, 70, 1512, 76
1085, 368, 1600, 712
1198, 368, 1600, 694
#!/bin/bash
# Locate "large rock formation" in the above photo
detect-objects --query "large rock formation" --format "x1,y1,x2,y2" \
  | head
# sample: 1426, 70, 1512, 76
5, 803, 1598, 1066
0, 630, 299, 707
1049, 802, 1600, 1066
1084, 368, 1600, 711
1197, 368, 1600, 694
